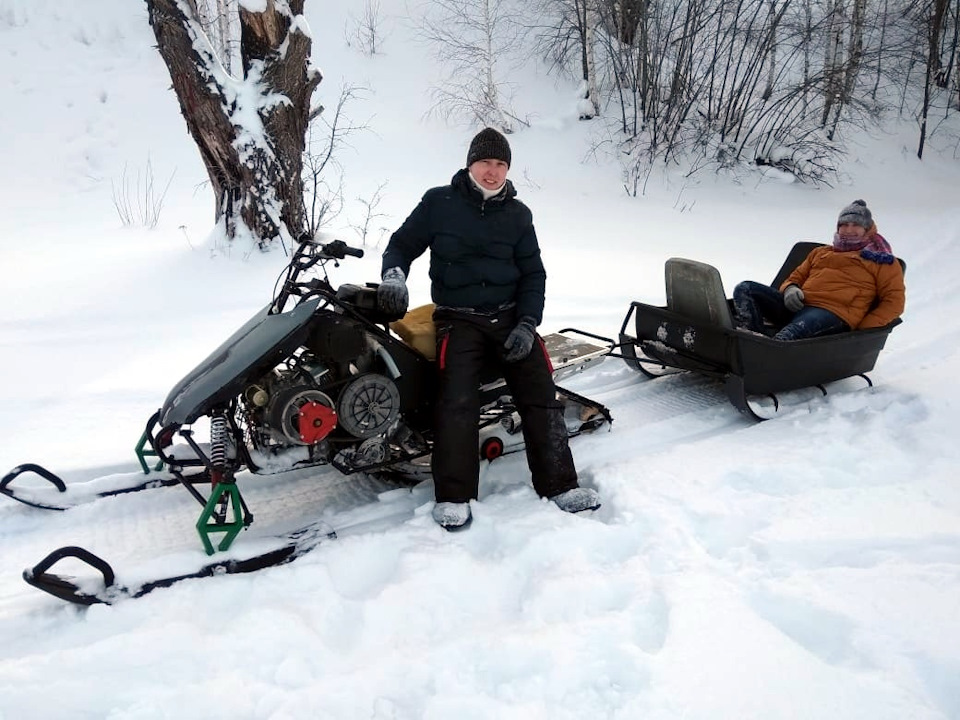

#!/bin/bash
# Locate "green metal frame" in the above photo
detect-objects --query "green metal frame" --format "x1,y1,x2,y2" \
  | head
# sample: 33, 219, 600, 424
196, 482, 247, 555
135, 431, 164, 474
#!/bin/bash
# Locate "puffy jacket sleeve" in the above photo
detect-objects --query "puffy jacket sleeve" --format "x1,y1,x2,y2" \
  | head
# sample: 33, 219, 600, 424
381, 190, 436, 277
779, 247, 819, 292
858, 261, 905, 329
513, 216, 547, 325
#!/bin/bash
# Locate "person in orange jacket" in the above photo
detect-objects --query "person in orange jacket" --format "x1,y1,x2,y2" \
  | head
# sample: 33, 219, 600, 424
733, 199, 905, 341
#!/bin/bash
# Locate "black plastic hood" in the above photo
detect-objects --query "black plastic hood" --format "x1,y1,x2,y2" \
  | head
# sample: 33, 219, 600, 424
159, 298, 321, 426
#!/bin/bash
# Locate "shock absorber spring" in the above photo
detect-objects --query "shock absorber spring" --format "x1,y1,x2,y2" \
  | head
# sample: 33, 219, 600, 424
210, 412, 229, 470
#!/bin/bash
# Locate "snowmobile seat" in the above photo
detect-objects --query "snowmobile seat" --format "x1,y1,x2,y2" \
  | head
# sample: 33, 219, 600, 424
616, 242, 906, 420
389, 304, 610, 382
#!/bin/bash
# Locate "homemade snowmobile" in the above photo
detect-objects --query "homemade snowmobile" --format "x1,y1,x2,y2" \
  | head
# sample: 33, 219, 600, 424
578, 241, 905, 421
7, 239, 905, 606
9, 237, 613, 603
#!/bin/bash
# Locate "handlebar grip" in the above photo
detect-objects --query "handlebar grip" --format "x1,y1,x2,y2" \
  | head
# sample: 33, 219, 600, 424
322, 239, 364, 259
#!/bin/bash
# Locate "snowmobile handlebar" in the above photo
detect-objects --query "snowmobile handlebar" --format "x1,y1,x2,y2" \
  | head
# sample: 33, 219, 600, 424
288, 239, 364, 276
273, 239, 365, 313
318, 239, 364, 260
296, 235, 364, 260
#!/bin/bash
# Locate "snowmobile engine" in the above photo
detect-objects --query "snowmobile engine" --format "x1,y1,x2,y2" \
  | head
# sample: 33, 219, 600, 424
247, 354, 338, 446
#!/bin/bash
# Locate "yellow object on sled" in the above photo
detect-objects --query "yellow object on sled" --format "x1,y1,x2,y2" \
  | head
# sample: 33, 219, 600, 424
390, 304, 437, 360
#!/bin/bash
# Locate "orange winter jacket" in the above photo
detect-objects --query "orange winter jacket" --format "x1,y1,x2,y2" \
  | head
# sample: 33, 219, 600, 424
780, 246, 905, 330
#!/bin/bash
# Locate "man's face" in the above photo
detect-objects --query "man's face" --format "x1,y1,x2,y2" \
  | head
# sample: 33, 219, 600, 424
838, 222, 867, 238
469, 159, 509, 190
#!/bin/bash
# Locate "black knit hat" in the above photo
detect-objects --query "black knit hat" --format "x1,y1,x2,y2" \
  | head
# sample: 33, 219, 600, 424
466, 128, 511, 168
837, 199, 873, 229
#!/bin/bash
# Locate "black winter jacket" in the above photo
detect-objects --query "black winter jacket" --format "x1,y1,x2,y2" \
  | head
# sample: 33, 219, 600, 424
381, 169, 547, 324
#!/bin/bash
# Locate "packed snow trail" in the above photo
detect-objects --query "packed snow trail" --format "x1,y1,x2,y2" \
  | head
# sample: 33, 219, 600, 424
0, 359, 741, 603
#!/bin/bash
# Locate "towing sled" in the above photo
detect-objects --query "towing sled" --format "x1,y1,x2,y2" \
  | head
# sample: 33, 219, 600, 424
604, 242, 905, 420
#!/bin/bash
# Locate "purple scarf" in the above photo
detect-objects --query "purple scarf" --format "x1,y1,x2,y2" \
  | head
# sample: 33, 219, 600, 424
833, 231, 895, 265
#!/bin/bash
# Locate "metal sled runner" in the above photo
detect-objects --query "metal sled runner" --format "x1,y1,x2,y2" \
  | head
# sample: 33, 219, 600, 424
614, 242, 905, 420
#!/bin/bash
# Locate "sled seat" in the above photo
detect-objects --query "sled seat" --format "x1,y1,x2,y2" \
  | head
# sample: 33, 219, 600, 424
618, 242, 906, 419
665, 257, 734, 330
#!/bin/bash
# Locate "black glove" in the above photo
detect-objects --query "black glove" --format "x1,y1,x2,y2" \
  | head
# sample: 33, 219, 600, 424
377, 267, 409, 316
503, 316, 538, 363
783, 284, 805, 312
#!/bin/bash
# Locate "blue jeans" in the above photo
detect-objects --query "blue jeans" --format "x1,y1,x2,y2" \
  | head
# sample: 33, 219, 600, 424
733, 281, 849, 341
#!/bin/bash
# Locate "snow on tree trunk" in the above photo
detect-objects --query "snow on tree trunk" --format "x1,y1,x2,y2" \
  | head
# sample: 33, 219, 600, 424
145, 0, 321, 248
582, 2, 601, 119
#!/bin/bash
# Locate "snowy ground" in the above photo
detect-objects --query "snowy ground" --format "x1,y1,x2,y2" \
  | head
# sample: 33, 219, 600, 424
1, 1, 959, 718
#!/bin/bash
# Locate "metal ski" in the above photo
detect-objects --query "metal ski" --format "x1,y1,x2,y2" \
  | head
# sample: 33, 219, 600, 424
21, 485, 434, 606
23, 519, 338, 606
1, 463, 196, 511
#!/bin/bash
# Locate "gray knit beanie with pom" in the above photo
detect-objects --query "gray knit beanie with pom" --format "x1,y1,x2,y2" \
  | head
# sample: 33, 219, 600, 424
837, 199, 873, 229
466, 128, 511, 168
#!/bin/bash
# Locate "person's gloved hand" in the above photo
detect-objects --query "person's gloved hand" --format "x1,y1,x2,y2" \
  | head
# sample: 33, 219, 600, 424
783, 284, 805, 312
377, 267, 409, 316
503, 316, 538, 363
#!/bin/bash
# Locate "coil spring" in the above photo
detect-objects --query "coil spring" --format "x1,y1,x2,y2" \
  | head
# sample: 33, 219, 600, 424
210, 413, 229, 469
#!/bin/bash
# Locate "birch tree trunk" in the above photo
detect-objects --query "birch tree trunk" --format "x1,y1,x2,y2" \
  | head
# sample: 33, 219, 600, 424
918, 0, 950, 158
145, 0, 321, 247
582, 0, 601, 118
821, 0, 843, 127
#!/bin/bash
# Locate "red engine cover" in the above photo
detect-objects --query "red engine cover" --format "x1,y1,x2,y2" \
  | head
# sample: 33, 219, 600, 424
298, 402, 338, 444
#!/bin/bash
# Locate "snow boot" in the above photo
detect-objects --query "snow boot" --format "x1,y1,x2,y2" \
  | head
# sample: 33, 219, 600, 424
551, 487, 601, 514
432, 502, 473, 531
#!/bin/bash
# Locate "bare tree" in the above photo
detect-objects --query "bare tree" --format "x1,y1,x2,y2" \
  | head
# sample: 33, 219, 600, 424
530, 0, 602, 118
869, 0, 890, 100
592, 0, 859, 187
763, 0, 783, 100
608, 0, 645, 44
350, 182, 391, 248
419, 0, 528, 131
302, 83, 371, 236
196, 0, 240, 72
145, 0, 321, 247
942, 0, 960, 107
918, 0, 951, 157
820, 0, 866, 138
348, 0, 386, 56
500, 0, 959, 185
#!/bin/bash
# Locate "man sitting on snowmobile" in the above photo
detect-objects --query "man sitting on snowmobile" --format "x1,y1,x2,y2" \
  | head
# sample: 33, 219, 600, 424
375, 127, 601, 531
733, 199, 905, 341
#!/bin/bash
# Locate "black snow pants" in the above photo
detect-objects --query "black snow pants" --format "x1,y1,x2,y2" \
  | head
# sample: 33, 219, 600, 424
431, 306, 578, 504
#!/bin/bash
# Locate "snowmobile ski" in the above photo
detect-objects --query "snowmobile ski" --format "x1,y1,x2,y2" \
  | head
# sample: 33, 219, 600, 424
0, 463, 200, 511
23, 519, 339, 606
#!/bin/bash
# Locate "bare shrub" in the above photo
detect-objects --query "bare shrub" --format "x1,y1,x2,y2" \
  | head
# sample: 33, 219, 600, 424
350, 183, 391, 248
347, 0, 387, 56
111, 159, 175, 228
302, 84, 372, 236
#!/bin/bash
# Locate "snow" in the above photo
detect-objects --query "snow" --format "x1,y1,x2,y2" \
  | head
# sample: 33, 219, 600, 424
1, 1, 959, 718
